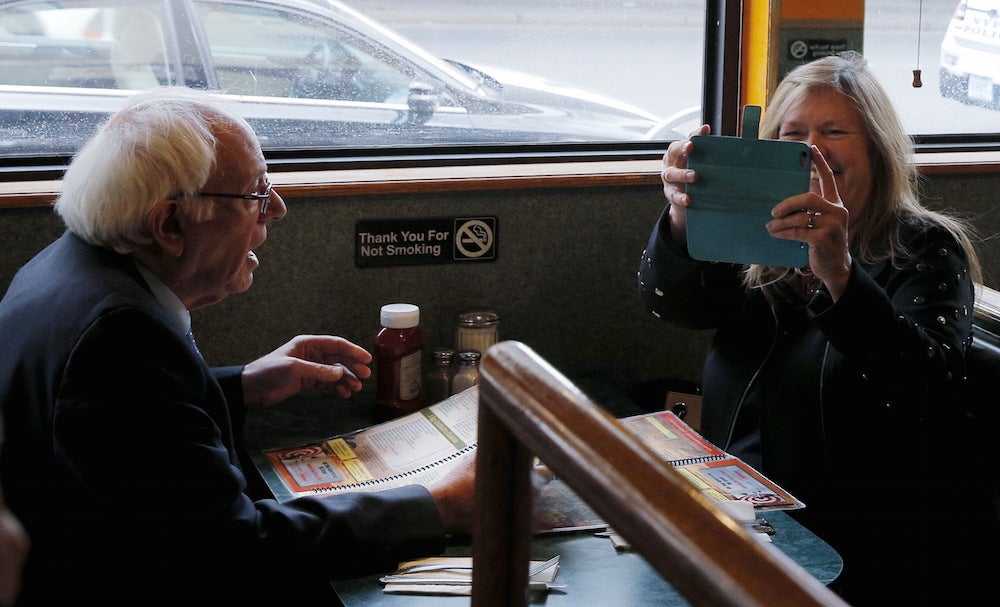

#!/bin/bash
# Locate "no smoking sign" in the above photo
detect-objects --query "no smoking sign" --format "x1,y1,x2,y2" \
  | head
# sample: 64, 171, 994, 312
454, 218, 496, 260
355, 216, 498, 267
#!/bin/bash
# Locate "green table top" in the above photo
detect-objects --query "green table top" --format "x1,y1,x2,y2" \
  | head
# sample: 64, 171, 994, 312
333, 510, 842, 606
245, 392, 842, 606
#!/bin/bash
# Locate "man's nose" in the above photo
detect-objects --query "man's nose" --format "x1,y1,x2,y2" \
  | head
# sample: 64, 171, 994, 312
265, 190, 288, 220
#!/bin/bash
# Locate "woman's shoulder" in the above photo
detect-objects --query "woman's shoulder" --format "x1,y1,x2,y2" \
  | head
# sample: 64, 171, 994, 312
889, 214, 980, 287
898, 214, 968, 252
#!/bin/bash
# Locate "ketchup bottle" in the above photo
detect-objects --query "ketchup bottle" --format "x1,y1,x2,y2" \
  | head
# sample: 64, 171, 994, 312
374, 303, 425, 420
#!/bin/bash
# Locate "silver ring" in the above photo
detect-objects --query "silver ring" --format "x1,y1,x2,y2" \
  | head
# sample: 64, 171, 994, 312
807, 213, 816, 229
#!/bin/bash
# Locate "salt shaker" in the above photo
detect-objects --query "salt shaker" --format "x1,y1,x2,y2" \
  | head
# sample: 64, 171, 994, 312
450, 349, 482, 394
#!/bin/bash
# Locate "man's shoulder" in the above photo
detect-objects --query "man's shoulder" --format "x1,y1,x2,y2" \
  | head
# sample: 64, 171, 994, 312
11, 232, 146, 302
1, 232, 162, 345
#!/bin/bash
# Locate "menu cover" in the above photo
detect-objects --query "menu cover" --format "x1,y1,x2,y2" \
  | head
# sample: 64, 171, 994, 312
686, 105, 812, 268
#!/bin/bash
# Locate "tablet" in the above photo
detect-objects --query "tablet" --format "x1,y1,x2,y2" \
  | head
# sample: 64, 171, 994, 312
686, 105, 812, 268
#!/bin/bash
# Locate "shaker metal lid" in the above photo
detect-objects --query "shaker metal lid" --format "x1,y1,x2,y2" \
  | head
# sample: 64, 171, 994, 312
431, 347, 456, 360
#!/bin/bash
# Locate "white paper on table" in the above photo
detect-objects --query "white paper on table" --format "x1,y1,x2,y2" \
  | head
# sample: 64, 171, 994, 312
380, 556, 561, 595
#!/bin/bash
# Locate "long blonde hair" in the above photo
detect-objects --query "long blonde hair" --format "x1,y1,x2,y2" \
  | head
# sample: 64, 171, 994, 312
744, 51, 981, 294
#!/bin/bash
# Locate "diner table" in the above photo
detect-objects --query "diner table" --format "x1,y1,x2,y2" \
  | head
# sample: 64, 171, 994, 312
243, 389, 843, 607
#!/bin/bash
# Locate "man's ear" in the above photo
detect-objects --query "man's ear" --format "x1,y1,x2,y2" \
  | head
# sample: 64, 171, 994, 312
147, 199, 185, 258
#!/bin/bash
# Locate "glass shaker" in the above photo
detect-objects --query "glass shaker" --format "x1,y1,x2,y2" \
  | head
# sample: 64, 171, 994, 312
450, 350, 482, 394
424, 347, 455, 406
454, 308, 499, 357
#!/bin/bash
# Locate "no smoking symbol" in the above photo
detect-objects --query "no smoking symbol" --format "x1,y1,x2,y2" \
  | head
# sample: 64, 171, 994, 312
454, 219, 495, 259
789, 39, 809, 60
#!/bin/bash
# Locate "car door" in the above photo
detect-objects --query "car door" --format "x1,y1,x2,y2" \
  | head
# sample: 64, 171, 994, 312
188, 0, 481, 148
0, 0, 179, 155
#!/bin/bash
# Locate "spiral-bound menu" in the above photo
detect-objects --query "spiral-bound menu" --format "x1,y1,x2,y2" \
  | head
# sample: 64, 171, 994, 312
260, 387, 479, 502
620, 410, 804, 511
259, 386, 802, 512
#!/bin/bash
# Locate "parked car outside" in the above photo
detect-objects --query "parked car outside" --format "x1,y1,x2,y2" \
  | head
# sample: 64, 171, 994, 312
939, 0, 1000, 110
0, 0, 685, 157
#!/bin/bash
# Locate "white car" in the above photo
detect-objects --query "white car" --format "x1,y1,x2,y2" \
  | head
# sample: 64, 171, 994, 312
939, 0, 1000, 110
0, 0, 679, 157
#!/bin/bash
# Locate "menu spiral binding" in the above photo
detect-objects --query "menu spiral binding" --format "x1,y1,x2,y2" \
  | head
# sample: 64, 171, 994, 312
667, 454, 727, 468
310, 443, 478, 494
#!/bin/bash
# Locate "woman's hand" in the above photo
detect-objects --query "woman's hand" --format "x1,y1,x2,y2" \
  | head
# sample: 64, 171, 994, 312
767, 145, 852, 299
660, 124, 711, 243
241, 335, 373, 407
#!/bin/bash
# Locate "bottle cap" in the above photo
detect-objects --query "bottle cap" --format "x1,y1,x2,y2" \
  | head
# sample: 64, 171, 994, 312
380, 303, 420, 329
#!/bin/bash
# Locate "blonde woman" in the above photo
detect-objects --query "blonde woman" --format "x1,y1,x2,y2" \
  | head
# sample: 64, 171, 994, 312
640, 51, 993, 605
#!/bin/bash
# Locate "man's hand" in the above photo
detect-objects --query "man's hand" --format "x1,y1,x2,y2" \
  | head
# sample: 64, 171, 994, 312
241, 335, 372, 407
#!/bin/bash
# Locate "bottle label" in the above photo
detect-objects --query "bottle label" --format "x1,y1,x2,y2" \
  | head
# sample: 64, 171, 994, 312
398, 350, 422, 400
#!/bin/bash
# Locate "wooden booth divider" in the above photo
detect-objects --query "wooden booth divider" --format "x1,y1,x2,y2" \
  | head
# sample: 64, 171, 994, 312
471, 340, 847, 607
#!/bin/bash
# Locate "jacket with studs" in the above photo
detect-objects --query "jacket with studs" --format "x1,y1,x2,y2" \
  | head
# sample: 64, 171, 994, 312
637, 208, 988, 602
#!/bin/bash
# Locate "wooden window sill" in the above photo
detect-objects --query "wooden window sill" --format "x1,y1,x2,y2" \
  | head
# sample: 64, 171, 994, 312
2, 151, 999, 209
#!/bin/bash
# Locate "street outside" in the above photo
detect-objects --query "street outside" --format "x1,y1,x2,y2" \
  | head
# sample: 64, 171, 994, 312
348, 0, 999, 135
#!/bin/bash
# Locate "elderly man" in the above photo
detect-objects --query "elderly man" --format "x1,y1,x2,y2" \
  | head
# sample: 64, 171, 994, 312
0, 87, 474, 606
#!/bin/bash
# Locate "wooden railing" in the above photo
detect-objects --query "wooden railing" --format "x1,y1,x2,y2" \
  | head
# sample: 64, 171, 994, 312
471, 340, 848, 607
975, 283, 1000, 329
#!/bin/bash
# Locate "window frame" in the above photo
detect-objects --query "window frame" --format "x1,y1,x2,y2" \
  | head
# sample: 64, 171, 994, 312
1, 0, 999, 205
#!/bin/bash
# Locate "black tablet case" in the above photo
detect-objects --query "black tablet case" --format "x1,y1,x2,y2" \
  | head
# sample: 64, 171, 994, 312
686, 105, 811, 268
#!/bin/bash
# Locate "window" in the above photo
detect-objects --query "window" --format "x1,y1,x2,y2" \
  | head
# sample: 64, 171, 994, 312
0, 0, 706, 162
0, 0, 996, 177
865, 0, 1000, 137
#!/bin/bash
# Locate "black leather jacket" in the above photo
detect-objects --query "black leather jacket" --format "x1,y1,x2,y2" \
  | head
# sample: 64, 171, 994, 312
637, 208, 990, 604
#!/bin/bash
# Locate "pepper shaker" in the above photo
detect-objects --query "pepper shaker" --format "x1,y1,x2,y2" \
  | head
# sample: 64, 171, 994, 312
424, 347, 455, 406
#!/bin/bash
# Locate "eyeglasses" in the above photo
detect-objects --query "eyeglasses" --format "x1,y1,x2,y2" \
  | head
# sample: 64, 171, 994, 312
195, 179, 272, 215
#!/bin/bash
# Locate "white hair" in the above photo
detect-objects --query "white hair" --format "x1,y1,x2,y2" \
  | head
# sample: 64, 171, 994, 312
55, 87, 252, 253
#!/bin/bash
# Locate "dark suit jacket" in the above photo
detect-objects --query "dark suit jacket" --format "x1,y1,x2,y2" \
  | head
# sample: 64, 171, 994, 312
0, 232, 445, 606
